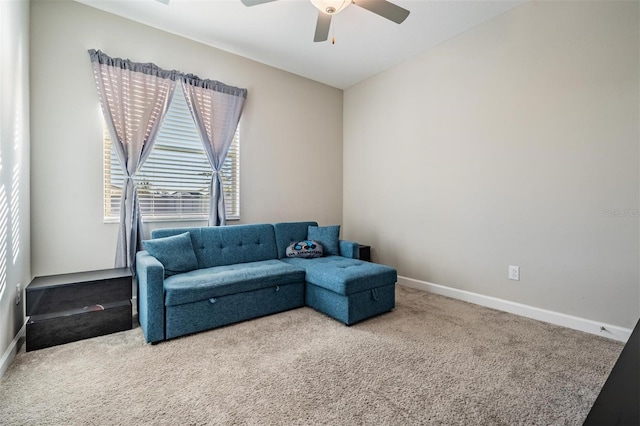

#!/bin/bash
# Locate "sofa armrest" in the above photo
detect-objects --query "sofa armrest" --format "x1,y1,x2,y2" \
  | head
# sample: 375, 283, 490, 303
136, 251, 166, 343
339, 240, 360, 259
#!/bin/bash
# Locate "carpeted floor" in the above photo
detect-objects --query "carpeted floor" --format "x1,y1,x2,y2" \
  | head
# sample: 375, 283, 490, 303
0, 286, 623, 425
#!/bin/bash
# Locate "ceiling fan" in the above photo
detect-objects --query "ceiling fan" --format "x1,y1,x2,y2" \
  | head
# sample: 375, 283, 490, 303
240, 0, 410, 42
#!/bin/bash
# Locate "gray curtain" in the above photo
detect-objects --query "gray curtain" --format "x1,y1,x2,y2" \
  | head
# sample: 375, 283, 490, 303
89, 49, 178, 269
181, 76, 247, 226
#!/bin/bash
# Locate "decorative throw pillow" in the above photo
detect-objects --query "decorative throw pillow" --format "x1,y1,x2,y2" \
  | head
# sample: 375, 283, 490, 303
307, 225, 340, 256
142, 232, 198, 277
286, 240, 323, 259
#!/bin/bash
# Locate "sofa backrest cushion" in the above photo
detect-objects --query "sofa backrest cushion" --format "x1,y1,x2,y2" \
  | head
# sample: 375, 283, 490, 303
151, 224, 278, 269
273, 221, 318, 259
142, 232, 199, 277
307, 225, 340, 256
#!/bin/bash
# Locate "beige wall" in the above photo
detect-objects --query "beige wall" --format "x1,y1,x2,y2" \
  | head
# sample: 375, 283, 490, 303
0, 0, 31, 366
344, 1, 639, 328
30, 1, 343, 276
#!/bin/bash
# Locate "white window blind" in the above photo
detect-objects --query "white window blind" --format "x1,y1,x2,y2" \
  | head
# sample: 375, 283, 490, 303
104, 84, 240, 221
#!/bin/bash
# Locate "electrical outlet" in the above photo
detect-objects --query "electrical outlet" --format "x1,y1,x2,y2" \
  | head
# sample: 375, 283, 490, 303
15, 283, 21, 305
508, 265, 520, 281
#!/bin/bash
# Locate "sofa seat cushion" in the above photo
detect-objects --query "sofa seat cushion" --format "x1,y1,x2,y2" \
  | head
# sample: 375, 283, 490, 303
163, 259, 305, 307
281, 256, 397, 296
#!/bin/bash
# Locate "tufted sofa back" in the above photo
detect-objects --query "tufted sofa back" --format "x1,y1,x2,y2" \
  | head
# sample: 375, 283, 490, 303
151, 224, 278, 269
273, 221, 318, 259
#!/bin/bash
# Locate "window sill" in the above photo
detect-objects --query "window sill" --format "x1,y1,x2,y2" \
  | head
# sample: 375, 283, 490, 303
103, 216, 240, 224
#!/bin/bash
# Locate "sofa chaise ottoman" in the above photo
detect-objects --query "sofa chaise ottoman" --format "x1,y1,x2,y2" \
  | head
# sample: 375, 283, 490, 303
274, 221, 397, 325
136, 221, 397, 343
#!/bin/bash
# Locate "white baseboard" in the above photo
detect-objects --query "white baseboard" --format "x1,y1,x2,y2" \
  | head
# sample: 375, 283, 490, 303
0, 321, 26, 379
398, 276, 633, 343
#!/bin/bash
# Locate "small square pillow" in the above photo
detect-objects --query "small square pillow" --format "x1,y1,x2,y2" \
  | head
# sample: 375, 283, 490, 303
142, 232, 198, 277
307, 225, 340, 256
286, 240, 323, 259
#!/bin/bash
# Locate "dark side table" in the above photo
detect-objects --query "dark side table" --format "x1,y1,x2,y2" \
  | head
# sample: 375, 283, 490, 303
358, 244, 371, 262
26, 268, 132, 351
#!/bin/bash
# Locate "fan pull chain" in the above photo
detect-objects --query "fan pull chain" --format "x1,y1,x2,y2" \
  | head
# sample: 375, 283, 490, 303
331, 17, 336, 44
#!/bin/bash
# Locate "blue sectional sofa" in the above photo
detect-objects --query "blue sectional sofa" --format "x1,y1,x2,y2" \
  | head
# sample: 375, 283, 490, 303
136, 221, 397, 343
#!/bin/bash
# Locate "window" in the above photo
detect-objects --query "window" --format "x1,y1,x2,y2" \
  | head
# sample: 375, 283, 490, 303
103, 84, 240, 222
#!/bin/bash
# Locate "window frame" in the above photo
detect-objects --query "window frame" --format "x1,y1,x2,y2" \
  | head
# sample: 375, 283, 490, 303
102, 85, 240, 223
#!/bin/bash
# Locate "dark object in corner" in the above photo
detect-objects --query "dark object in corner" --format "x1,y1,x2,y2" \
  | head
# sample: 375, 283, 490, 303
583, 319, 640, 425
358, 244, 371, 262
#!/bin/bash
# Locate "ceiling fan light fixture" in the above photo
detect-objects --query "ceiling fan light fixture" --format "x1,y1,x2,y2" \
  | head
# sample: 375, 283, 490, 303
310, 0, 351, 15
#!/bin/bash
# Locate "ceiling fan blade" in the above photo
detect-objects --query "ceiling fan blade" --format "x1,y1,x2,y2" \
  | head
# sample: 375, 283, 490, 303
314, 12, 332, 42
240, 0, 279, 6
354, 0, 410, 24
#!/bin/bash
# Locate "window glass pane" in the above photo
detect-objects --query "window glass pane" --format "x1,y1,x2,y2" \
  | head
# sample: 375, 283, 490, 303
103, 84, 240, 221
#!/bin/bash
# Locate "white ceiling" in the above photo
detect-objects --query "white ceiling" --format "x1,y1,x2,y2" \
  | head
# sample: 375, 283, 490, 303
76, 0, 528, 89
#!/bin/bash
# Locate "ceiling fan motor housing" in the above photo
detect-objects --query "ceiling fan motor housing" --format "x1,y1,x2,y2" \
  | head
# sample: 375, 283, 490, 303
310, 0, 351, 15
